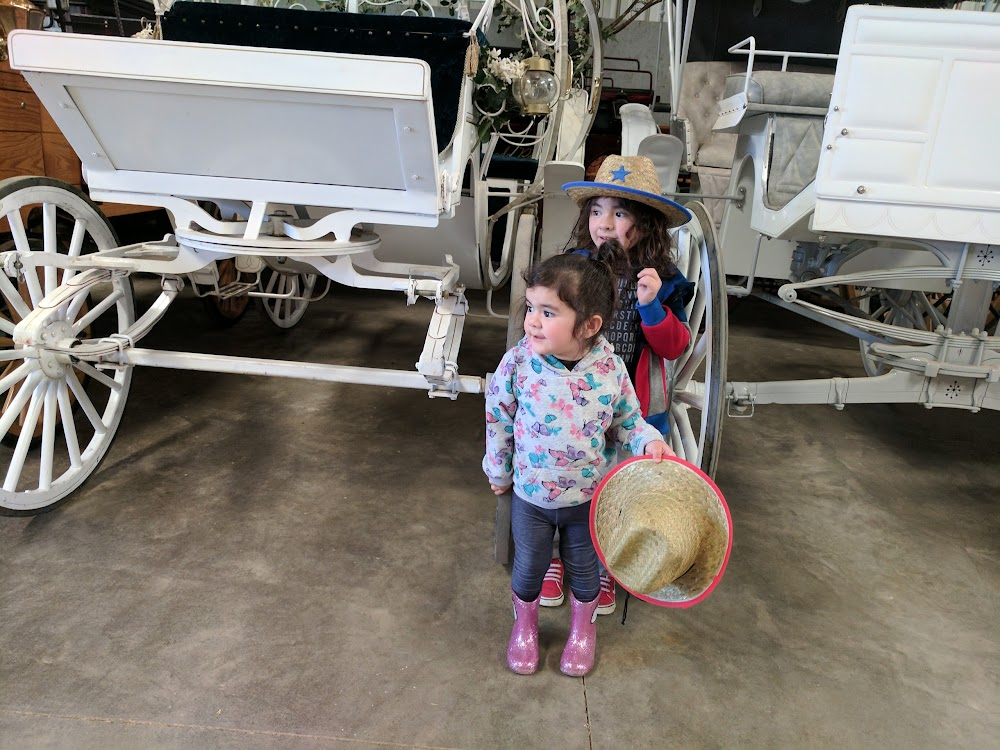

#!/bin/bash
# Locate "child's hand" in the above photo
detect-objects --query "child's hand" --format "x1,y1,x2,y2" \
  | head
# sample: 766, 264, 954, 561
644, 440, 675, 462
490, 483, 512, 496
637, 267, 662, 306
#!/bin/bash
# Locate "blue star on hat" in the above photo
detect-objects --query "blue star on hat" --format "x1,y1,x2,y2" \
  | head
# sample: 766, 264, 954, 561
610, 165, 631, 183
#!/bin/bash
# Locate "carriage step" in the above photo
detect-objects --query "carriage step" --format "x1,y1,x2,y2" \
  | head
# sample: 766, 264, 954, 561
216, 281, 256, 299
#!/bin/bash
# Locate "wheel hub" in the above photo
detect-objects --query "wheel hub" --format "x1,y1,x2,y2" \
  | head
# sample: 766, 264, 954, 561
34, 320, 75, 379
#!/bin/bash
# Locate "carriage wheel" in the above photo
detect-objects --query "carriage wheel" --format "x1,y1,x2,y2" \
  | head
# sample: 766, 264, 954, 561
260, 267, 318, 329
851, 284, 1000, 375
668, 201, 728, 479
201, 259, 250, 327
849, 287, 947, 377
0, 177, 134, 514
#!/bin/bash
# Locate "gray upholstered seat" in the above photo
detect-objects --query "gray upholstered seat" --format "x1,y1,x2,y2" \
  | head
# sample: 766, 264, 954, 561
722, 71, 835, 210
723, 70, 834, 111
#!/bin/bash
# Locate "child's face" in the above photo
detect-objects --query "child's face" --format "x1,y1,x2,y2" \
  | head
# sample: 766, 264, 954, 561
589, 197, 637, 251
524, 285, 587, 361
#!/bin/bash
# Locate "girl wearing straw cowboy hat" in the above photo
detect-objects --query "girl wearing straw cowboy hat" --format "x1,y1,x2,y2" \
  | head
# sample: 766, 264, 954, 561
484, 253, 671, 676
539, 154, 696, 617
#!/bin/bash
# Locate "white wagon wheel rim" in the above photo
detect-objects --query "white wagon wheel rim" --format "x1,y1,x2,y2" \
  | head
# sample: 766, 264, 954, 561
667, 201, 728, 479
0, 178, 134, 514
261, 268, 318, 329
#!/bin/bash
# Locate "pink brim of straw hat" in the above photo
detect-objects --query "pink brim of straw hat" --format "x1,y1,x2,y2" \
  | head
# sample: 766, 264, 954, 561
563, 154, 692, 229
589, 456, 732, 609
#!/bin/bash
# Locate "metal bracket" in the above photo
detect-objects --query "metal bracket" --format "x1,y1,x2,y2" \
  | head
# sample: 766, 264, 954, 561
416, 289, 469, 399
726, 384, 755, 418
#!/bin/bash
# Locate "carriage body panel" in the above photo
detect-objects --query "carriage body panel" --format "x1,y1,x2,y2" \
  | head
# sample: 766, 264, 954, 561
814, 6, 1000, 244
718, 5, 1000, 287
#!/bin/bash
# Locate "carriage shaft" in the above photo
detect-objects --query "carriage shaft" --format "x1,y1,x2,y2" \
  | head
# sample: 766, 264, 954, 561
727, 370, 999, 413
107, 349, 485, 396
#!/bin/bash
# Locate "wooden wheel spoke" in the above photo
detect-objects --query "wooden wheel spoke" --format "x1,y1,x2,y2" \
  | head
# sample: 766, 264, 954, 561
22, 264, 44, 309
674, 387, 704, 411
71, 360, 123, 394
0, 370, 42, 441
72, 289, 123, 335
3, 378, 45, 491
68, 217, 87, 257
671, 402, 698, 464
0, 361, 33, 400
65, 367, 107, 434
5, 210, 31, 254
39, 383, 57, 492
675, 334, 707, 388
57, 381, 82, 469
42, 203, 59, 294
0, 272, 32, 324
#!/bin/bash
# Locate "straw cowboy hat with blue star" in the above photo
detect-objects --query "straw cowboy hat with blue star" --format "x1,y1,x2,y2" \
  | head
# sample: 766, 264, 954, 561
563, 155, 691, 229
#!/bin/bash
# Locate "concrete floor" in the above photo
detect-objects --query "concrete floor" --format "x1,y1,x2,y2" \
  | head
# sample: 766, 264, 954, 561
0, 283, 997, 749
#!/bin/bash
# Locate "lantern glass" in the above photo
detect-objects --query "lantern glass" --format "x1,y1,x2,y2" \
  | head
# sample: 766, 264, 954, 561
517, 56, 559, 115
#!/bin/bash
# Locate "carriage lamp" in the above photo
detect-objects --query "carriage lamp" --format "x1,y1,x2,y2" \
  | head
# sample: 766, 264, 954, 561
516, 55, 559, 115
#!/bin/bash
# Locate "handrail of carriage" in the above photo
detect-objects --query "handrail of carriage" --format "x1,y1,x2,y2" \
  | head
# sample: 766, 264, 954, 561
715, 36, 839, 129
727, 35, 839, 73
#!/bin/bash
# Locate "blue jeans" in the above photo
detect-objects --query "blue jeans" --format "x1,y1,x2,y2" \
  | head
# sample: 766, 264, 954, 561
511, 492, 599, 603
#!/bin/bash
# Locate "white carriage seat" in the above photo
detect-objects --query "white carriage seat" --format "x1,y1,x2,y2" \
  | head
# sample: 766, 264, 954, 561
637, 134, 684, 193
619, 102, 659, 157
722, 71, 834, 210
161, 2, 472, 158
613, 103, 684, 193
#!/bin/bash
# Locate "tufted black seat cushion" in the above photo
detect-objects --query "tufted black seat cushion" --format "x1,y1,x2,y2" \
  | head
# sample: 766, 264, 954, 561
161, 3, 471, 151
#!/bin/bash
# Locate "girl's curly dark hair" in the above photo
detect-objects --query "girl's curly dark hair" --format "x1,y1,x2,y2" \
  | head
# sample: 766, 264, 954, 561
522, 253, 617, 349
564, 196, 679, 279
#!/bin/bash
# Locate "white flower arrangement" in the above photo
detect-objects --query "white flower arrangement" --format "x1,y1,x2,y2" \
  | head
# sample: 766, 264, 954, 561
473, 46, 530, 143
485, 48, 527, 85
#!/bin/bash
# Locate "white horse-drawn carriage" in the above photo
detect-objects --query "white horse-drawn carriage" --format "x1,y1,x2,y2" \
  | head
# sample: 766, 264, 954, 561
0, 0, 997, 559
0, 0, 606, 514
669, 1, 1000, 483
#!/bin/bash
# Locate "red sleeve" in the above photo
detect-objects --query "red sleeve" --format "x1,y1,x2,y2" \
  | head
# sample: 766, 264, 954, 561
641, 306, 691, 361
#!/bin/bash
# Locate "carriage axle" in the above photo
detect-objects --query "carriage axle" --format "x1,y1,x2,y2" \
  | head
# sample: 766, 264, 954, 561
104, 348, 485, 397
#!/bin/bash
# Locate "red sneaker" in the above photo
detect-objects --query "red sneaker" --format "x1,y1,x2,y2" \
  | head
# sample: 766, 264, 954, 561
597, 574, 616, 615
540, 559, 565, 607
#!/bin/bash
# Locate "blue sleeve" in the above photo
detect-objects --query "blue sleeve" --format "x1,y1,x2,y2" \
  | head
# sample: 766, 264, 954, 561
659, 270, 694, 324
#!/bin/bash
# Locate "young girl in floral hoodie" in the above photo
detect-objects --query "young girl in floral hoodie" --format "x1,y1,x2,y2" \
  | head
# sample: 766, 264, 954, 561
483, 252, 670, 677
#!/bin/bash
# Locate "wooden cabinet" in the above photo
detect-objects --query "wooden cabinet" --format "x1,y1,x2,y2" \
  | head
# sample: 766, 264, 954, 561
1, 55, 82, 186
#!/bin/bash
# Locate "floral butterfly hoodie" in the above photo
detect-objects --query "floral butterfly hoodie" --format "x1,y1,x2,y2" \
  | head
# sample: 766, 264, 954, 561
483, 335, 664, 509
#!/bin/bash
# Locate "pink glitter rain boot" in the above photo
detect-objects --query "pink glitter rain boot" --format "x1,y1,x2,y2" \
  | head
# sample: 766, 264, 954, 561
560, 592, 599, 677
507, 590, 540, 675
